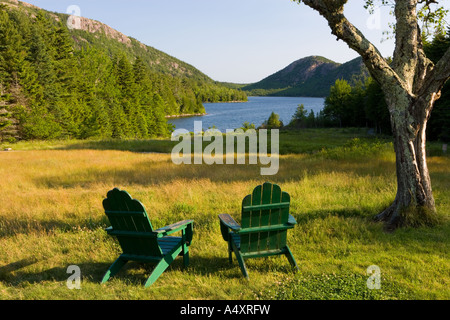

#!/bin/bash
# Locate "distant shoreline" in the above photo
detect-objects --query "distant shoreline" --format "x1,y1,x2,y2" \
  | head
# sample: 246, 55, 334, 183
165, 100, 248, 118
165, 113, 207, 119
206, 100, 248, 104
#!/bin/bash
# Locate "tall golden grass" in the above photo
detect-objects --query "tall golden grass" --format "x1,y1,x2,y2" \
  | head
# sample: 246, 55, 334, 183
0, 146, 448, 299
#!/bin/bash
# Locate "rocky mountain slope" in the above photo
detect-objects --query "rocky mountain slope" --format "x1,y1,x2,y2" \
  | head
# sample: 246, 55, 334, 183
242, 56, 369, 97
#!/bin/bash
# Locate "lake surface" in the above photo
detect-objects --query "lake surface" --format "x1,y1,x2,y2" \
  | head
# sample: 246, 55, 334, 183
168, 96, 325, 132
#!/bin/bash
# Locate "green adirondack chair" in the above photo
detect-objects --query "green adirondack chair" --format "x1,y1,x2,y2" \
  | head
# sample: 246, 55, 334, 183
101, 188, 194, 287
218, 182, 298, 278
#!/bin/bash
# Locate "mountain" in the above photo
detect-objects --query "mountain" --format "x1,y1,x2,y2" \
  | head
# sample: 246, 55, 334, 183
242, 56, 369, 97
0, 0, 247, 141
3, 0, 209, 82
61, 14, 211, 83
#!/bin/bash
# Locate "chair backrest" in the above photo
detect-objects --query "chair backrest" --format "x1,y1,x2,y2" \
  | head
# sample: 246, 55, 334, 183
103, 188, 162, 257
239, 182, 290, 254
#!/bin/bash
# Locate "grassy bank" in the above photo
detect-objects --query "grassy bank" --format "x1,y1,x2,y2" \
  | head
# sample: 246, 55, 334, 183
0, 129, 448, 300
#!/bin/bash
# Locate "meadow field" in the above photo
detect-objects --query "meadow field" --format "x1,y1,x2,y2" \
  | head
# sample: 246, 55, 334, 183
0, 129, 448, 300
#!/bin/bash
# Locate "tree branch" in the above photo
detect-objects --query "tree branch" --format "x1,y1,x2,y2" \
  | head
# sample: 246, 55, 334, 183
413, 23, 434, 94
299, 0, 407, 92
419, 44, 450, 96
392, 0, 419, 89
417, 0, 438, 4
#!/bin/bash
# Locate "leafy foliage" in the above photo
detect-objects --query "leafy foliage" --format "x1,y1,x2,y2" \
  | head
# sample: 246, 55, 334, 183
363, 0, 449, 40
319, 78, 391, 133
261, 112, 283, 129
424, 28, 450, 142
240, 121, 256, 131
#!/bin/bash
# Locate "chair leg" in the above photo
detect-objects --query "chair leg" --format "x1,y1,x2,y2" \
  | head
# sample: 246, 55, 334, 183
231, 240, 249, 279
101, 256, 128, 284
284, 245, 299, 272
228, 241, 232, 264
144, 245, 183, 288
182, 242, 189, 268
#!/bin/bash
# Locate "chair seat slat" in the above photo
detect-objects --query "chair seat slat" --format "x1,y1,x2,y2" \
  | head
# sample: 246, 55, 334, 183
242, 202, 290, 212
237, 223, 294, 235
105, 210, 147, 217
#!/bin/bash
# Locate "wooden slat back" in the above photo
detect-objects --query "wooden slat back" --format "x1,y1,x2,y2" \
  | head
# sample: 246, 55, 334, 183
103, 188, 162, 257
240, 182, 290, 254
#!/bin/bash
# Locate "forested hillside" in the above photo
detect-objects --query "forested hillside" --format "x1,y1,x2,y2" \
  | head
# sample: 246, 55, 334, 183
0, 1, 247, 141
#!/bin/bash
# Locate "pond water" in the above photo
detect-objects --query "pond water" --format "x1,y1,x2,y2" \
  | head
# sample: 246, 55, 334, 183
168, 96, 325, 132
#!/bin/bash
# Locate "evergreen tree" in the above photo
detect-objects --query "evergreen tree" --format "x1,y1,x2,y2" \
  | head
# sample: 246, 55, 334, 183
364, 77, 390, 134
323, 79, 352, 127
0, 85, 13, 140
151, 93, 170, 137
424, 28, 450, 142
306, 109, 316, 128
289, 104, 308, 128
347, 81, 366, 127
263, 112, 283, 129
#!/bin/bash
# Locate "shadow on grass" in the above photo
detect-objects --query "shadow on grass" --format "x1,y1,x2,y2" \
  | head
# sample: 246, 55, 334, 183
0, 255, 242, 287
0, 260, 111, 286
293, 208, 381, 223
0, 216, 109, 238
292, 207, 450, 247
55, 139, 177, 153
50, 129, 392, 155
0, 258, 39, 281
32, 155, 397, 190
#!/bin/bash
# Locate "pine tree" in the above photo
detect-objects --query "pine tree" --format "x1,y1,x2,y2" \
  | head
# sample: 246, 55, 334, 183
324, 79, 352, 127
263, 112, 283, 129
290, 104, 308, 128
151, 93, 170, 137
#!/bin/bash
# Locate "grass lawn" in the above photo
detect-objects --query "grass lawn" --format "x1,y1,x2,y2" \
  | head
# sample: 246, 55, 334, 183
0, 128, 448, 300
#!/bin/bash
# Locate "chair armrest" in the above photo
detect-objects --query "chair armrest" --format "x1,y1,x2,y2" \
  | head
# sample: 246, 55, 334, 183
287, 214, 297, 225
154, 219, 194, 237
218, 214, 241, 231
218, 214, 241, 242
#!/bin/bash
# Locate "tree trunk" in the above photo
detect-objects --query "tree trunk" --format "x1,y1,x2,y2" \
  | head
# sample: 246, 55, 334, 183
375, 94, 437, 230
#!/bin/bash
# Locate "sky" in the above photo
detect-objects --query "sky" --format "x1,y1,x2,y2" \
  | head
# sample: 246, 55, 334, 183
22, 0, 405, 83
